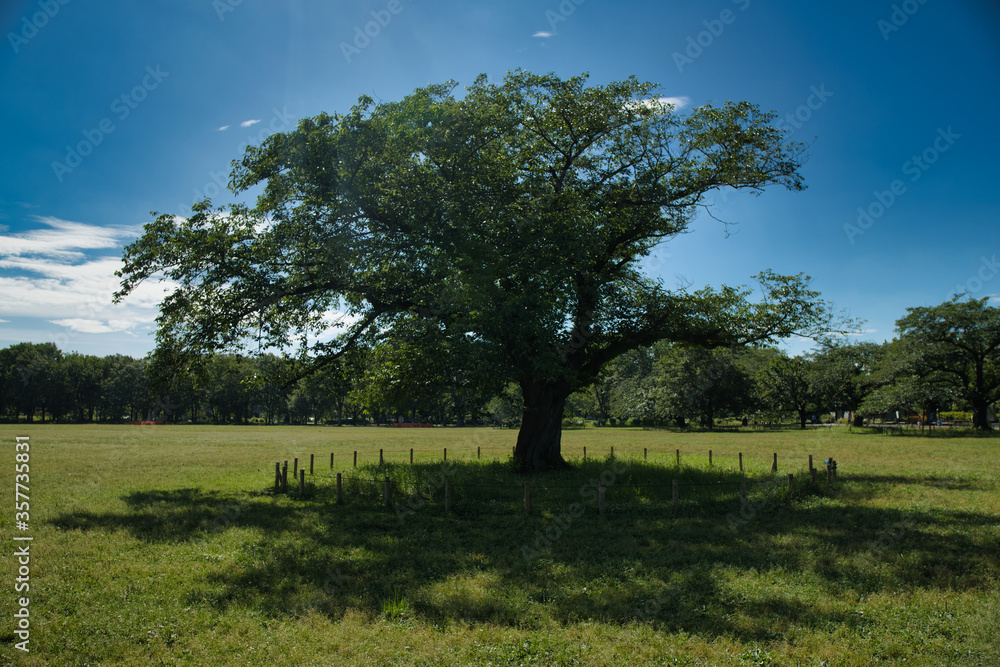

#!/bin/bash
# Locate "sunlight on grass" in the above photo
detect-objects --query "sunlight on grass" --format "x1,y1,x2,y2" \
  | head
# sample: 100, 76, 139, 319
1, 424, 998, 665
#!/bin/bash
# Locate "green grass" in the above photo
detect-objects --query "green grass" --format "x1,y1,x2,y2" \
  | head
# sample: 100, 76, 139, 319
1, 424, 998, 665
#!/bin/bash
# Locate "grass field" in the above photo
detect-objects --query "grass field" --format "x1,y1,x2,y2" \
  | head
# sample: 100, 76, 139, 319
1, 424, 998, 666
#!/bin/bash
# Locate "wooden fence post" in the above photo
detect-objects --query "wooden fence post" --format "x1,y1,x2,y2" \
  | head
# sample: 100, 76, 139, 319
709, 449, 713, 467
330, 452, 334, 469
740, 479, 747, 507
410, 448, 413, 464
811, 467, 818, 484
672, 479, 679, 508
524, 482, 531, 512
274, 462, 280, 491
644, 447, 647, 461
299, 469, 305, 497
610, 446, 615, 458
353, 451, 357, 468
336, 472, 342, 504
380, 449, 384, 465
281, 462, 288, 493
477, 446, 481, 459
444, 448, 447, 462
384, 476, 391, 508
445, 480, 451, 512
676, 449, 680, 467
310, 454, 314, 475
787, 473, 794, 495
771, 453, 778, 473
739, 452, 743, 472
598, 484, 606, 515
293, 457, 298, 478
808, 454, 813, 472
583, 446, 587, 461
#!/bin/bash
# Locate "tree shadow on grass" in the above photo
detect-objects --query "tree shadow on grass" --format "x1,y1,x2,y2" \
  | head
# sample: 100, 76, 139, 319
46, 462, 1000, 646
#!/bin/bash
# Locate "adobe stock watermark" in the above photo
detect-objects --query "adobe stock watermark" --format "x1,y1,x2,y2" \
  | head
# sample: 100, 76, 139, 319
212, 0, 243, 21
521, 458, 629, 563
178, 107, 294, 213
394, 461, 456, 524
877, 0, 930, 41
843, 126, 959, 245
858, 516, 916, 567
51, 65, 170, 183
672, 0, 752, 73
725, 475, 782, 533
7, 0, 71, 55
288, 569, 352, 617
340, 0, 410, 63
776, 84, 834, 136
543, 0, 587, 34
953, 255, 1000, 298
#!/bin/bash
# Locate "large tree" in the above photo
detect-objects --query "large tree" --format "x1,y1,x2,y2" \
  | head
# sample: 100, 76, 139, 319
116, 70, 841, 470
895, 296, 1000, 430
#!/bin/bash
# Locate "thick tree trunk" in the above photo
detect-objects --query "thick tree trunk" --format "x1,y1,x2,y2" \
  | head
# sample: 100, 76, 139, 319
514, 380, 571, 472
972, 400, 990, 431
798, 408, 807, 430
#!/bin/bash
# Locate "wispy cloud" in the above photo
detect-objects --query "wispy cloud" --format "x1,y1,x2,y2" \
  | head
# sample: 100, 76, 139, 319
217, 124, 230, 131
0, 218, 171, 336
240, 119, 261, 127
0, 217, 139, 259
658, 96, 691, 109
532, 31, 555, 38
626, 96, 692, 113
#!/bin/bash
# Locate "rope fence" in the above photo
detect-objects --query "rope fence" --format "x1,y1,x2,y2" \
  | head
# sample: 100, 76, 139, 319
268, 447, 840, 516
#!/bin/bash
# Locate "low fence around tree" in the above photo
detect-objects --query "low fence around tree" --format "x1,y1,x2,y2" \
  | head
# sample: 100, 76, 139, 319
267, 447, 839, 517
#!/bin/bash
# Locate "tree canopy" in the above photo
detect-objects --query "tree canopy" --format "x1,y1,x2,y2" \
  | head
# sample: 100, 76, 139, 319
894, 296, 1000, 430
115, 70, 844, 470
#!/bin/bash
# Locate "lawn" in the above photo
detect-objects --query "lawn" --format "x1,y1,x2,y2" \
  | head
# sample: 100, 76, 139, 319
1, 424, 998, 665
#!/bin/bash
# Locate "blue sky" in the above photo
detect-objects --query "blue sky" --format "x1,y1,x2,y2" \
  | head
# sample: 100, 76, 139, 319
1, 0, 998, 358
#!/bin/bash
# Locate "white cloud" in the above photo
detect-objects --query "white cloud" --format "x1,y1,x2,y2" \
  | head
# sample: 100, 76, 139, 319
0, 217, 139, 259
0, 318, 8, 323
658, 96, 691, 109
0, 218, 172, 339
49, 319, 118, 334
241, 119, 261, 127
532, 31, 555, 38
217, 124, 230, 131
626, 96, 692, 113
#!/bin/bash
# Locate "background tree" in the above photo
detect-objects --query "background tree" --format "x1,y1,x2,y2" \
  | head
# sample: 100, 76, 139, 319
116, 70, 844, 470
61, 353, 104, 422
102, 355, 151, 421
894, 297, 1000, 430
811, 341, 885, 427
657, 345, 754, 428
3, 343, 63, 422
607, 344, 664, 426
757, 354, 823, 429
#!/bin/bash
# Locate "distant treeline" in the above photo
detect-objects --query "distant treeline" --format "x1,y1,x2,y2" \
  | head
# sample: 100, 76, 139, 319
2, 296, 997, 429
